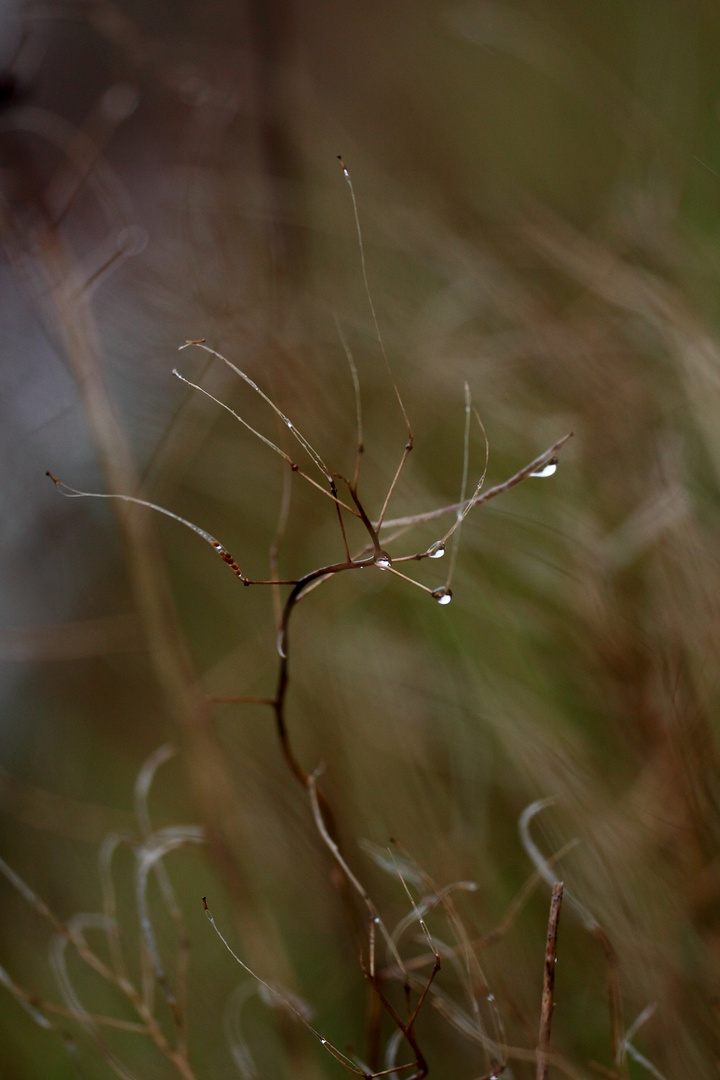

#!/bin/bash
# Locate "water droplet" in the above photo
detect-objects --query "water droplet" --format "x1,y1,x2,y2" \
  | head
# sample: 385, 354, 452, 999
530, 457, 558, 478
374, 552, 392, 570
487, 993, 495, 1003
428, 541, 445, 559
431, 586, 452, 605
285, 419, 293, 429
321, 1038, 327, 1045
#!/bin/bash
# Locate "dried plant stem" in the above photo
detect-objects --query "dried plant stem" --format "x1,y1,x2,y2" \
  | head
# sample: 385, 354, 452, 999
537, 882, 564, 1080
379, 432, 572, 531
49, 422, 571, 834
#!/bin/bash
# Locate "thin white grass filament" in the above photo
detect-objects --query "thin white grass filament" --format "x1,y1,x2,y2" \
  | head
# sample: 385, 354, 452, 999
133, 744, 189, 1040
518, 799, 562, 893
134, 744, 177, 838
172, 368, 289, 463
51, 913, 143, 1080
623, 1044, 668, 1080
307, 771, 409, 980
98, 831, 134, 979
257, 981, 314, 1023
518, 798, 599, 932
225, 985, 260, 1080
202, 898, 364, 1075
225, 981, 263, 1080
441, 397, 491, 579
337, 159, 411, 431
457, 384, 473, 529
479, 840, 580, 951
0, 853, 158, 1052
624, 1003, 657, 1045
333, 314, 364, 476
443, 384, 476, 591
428, 985, 508, 1063
140, 943, 154, 1017
359, 840, 424, 887
225, 979, 315, 1080
0, 963, 52, 1029
390, 881, 478, 954
384, 1028, 403, 1074
620, 1004, 666, 1079
337, 155, 414, 535
0, 854, 66, 932
387, 842, 503, 1073
389, 855, 438, 964
134, 827, 204, 1012
173, 365, 358, 515
178, 342, 333, 482
441, 894, 498, 1057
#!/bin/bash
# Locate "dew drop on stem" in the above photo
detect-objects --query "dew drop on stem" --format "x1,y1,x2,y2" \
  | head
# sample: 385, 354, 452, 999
530, 457, 558, 478
374, 552, 392, 569
431, 586, 452, 605
428, 541, 445, 559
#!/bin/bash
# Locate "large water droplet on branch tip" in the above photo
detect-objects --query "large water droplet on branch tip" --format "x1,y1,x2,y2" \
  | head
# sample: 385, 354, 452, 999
431, 586, 452, 605
530, 457, 558, 478
428, 541, 445, 559
374, 552, 392, 569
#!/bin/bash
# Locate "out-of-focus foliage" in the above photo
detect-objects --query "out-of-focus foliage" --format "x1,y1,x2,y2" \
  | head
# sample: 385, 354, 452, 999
1, 0, 719, 1077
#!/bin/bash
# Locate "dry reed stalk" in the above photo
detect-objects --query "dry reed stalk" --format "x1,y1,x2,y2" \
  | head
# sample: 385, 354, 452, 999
536, 881, 564, 1080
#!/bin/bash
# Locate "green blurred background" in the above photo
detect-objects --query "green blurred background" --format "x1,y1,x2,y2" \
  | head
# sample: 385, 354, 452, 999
1, 0, 719, 1076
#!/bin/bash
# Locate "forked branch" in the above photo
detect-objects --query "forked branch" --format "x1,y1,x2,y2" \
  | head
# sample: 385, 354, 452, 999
48, 409, 571, 799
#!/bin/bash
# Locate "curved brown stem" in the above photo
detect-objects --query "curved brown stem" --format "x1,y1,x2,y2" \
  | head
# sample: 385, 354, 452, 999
271, 557, 376, 838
